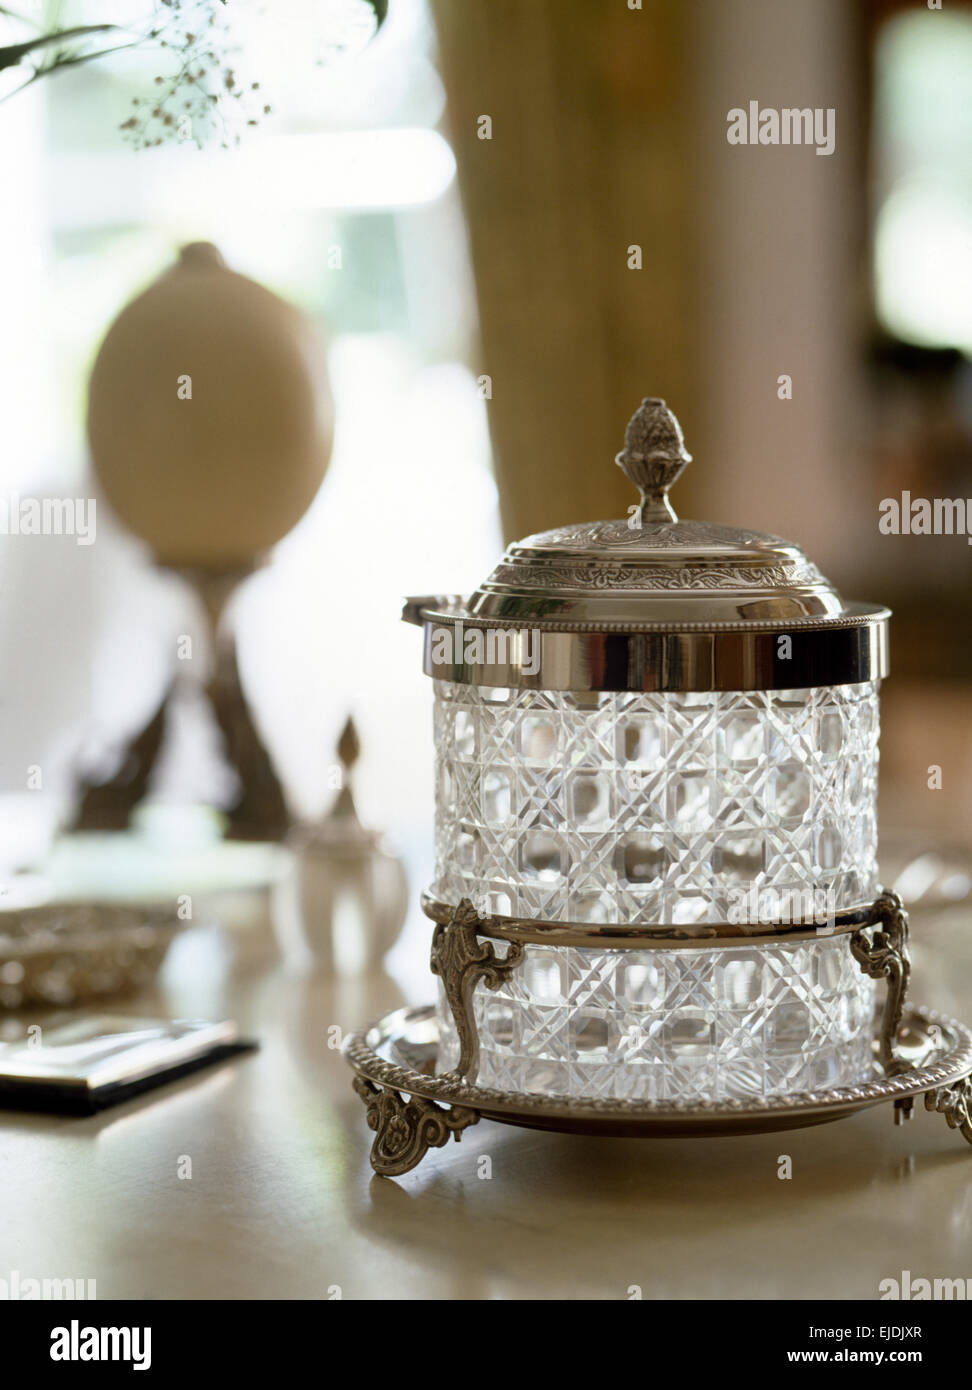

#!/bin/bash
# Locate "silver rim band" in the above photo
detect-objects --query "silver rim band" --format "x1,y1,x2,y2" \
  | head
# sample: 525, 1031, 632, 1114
419, 604, 889, 693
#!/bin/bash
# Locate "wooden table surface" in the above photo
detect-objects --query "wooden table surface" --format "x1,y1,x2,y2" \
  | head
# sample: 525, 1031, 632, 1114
1, 877, 970, 1302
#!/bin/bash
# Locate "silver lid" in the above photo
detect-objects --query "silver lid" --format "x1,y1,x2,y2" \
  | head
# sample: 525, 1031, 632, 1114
469, 398, 841, 626
405, 398, 889, 691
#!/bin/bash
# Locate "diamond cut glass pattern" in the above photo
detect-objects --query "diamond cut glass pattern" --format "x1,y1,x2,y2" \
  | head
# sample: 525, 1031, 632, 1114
433, 682, 881, 1100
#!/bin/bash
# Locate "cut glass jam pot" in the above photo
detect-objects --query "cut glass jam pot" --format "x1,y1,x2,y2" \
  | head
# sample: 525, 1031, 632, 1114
407, 397, 893, 1103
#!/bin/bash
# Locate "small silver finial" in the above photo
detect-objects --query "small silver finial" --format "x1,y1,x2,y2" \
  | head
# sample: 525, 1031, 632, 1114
331, 714, 361, 821
616, 397, 692, 523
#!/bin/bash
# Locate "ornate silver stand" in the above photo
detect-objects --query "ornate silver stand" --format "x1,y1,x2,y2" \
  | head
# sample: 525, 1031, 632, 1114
346, 890, 972, 1176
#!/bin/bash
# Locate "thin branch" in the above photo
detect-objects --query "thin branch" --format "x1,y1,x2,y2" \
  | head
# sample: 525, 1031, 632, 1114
36, 40, 138, 76
0, 24, 116, 73
0, 40, 135, 103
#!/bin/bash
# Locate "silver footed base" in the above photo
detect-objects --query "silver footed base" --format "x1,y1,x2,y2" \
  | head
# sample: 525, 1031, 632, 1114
344, 1004, 972, 1177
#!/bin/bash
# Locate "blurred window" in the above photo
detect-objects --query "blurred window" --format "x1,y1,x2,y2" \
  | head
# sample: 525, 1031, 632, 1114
0, 0, 500, 858
872, 8, 972, 353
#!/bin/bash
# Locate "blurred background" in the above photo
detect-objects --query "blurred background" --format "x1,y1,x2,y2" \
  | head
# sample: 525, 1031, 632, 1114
0, 0, 969, 992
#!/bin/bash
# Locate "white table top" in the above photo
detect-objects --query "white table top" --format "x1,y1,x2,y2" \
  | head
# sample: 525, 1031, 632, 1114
2, 884, 971, 1301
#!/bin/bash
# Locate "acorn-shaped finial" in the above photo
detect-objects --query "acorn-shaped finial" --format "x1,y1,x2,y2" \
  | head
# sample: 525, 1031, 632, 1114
616, 397, 691, 523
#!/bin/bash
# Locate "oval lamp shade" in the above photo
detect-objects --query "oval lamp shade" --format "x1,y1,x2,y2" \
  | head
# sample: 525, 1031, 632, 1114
87, 242, 335, 568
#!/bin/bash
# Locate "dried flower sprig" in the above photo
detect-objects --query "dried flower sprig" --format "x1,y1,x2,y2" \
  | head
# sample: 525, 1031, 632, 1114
119, 0, 266, 150
0, 0, 387, 148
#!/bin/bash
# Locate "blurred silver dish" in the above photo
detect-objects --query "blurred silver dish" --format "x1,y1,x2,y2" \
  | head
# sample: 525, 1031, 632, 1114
0, 902, 181, 1009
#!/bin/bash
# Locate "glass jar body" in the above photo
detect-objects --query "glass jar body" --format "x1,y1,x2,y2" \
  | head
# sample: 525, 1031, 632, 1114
433, 682, 880, 1100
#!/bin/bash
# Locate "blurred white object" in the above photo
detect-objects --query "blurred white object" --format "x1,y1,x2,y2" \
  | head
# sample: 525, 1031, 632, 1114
892, 850, 972, 908
272, 718, 407, 975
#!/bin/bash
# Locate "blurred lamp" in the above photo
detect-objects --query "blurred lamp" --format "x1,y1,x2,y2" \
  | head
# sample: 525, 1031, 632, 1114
83, 242, 334, 838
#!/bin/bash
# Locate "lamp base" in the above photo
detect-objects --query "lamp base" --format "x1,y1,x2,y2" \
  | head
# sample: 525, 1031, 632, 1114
345, 1004, 972, 1177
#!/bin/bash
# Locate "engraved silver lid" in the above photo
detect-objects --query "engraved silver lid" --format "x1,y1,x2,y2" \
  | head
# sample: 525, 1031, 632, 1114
404, 398, 890, 691
468, 398, 842, 627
